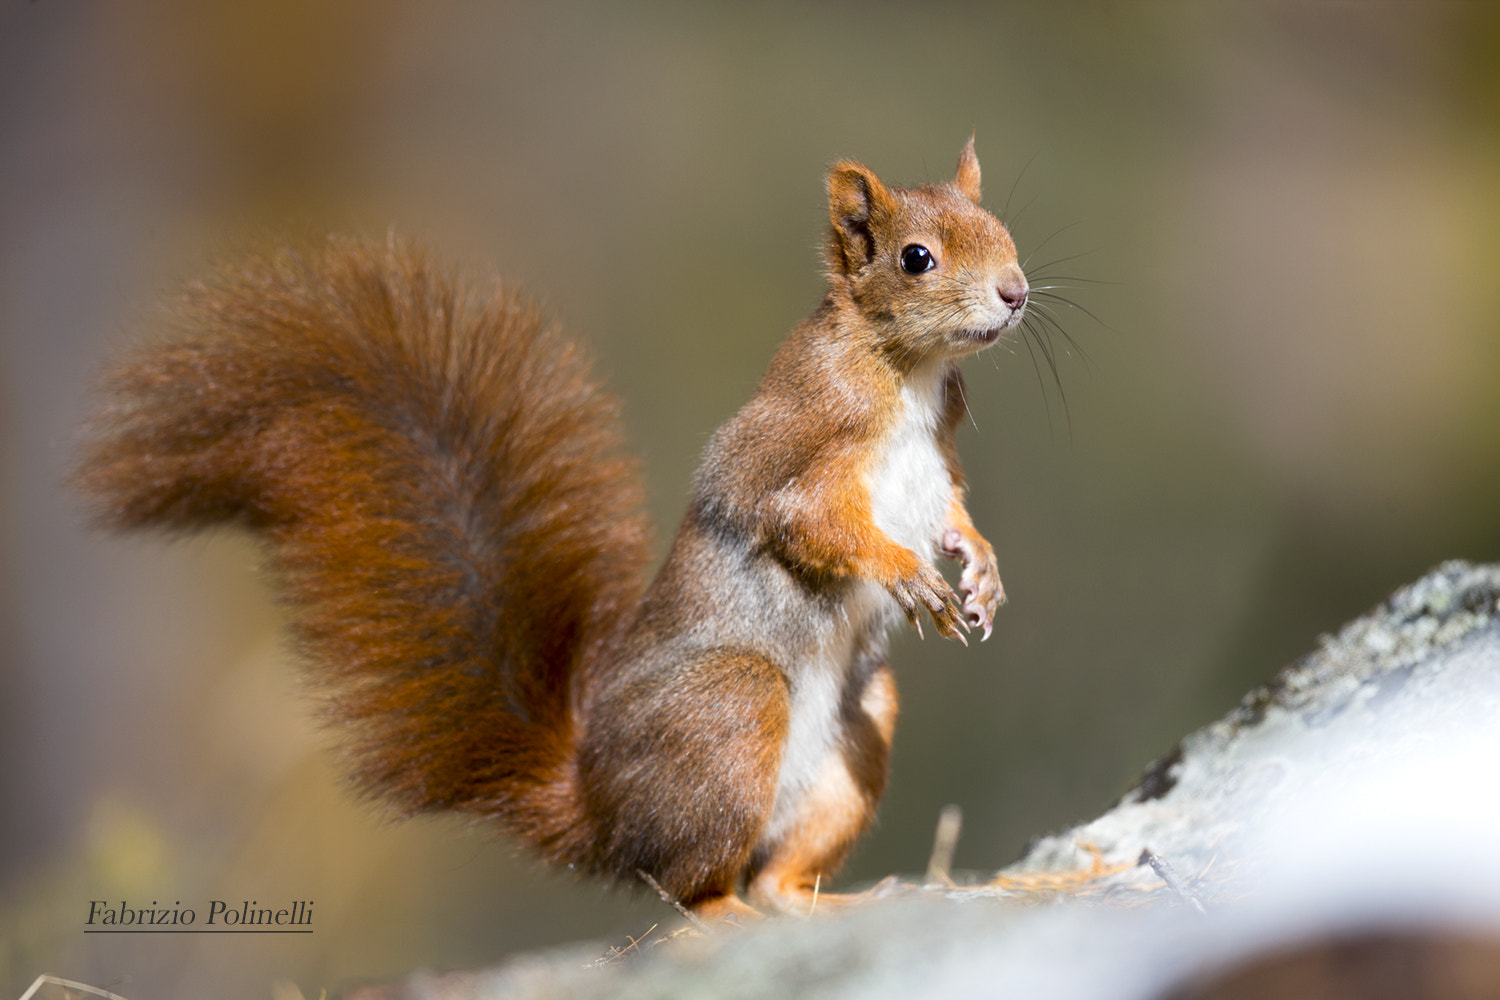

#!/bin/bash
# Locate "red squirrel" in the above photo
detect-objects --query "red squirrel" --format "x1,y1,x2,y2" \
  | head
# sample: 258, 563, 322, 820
75, 138, 1027, 921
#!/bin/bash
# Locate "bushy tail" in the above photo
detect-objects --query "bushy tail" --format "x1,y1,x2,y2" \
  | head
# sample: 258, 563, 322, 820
74, 236, 650, 855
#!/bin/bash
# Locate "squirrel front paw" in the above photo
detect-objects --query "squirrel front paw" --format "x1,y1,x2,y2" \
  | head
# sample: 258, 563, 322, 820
941, 528, 1004, 640
889, 560, 967, 643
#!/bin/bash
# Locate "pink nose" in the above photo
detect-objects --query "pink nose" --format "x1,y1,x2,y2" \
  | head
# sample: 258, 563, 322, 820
999, 282, 1028, 309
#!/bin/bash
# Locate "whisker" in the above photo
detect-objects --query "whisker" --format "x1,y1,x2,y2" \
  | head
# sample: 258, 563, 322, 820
1027, 302, 1093, 367
1027, 316, 1061, 383
1030, 290, 1113, 335
1029, 283, 1112, 295
1020, 222, 1084, 270
1006, 194, 1040, 231
1022, 273, 1118, 286
953, 369, 980, 433
1024, 246, 1103, 274
1017, 320, 1055, 437
1002, 152, 1039, 224
1024, 317, 1074, 440
1027, 301, 1076, 347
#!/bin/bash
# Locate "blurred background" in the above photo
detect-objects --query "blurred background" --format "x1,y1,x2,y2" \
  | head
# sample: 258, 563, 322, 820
2, 1, 1498, 997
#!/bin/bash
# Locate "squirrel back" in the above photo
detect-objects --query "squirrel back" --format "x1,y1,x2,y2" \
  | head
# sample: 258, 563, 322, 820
75, 237, 650, 857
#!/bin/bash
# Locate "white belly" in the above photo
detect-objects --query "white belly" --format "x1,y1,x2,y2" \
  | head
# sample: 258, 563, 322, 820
762, 365, 954, 846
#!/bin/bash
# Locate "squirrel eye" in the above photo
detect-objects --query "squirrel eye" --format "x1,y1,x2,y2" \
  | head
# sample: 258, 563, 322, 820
900, 244, 934, 274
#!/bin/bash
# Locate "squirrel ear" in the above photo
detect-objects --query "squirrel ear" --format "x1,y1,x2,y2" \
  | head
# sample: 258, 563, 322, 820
954, 135, 982, 204
827, 161, 896, 273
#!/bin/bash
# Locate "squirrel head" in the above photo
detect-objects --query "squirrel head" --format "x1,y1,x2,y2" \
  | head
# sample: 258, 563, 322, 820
825, 137, 1028, 365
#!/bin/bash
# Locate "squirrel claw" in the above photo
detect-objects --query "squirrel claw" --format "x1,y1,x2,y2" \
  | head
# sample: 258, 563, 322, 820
891, 562, 965, 643
963, 596, 994, 641
892, 582, 925, 637
927, 592, 966, 643
945, 528, 1004, 642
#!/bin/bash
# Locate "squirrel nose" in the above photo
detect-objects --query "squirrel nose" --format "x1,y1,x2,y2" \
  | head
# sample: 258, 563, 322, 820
998, 281, 1028, 310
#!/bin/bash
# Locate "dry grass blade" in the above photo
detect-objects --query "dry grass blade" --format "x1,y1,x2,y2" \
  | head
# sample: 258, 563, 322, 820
989, 842, 1132, 899
18, 976, 134, 1000
637, 870, 710, 933
925, 805, 964, 887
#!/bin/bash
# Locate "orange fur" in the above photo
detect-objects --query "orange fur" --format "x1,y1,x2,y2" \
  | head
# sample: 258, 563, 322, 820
74, 141, 1026, 914
75, 238, 649, 855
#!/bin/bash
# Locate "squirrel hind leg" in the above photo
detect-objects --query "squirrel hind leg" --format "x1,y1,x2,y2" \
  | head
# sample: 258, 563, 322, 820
578, 647, 790, 904
745, 662, 897, 916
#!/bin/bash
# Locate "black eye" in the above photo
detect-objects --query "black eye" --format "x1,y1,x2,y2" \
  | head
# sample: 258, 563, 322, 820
900, 244, 934, 274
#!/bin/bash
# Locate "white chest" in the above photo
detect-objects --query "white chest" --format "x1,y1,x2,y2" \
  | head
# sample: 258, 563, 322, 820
865, 370, 953, 559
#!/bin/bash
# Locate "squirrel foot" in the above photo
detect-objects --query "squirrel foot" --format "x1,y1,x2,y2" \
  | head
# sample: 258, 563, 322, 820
941, 528, 1004, 640
889, 561, 967, 642
689, 892, 765, 928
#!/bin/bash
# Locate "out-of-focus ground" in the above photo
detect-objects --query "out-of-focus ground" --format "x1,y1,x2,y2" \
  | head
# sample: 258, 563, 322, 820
2, 3, 1498, 999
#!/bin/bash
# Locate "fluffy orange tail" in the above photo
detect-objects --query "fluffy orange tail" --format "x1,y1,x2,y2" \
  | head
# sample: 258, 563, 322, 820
74, 237, 650, 854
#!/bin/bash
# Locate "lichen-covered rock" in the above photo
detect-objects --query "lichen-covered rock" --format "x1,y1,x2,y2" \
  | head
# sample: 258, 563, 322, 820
1008, 560, 1500, 901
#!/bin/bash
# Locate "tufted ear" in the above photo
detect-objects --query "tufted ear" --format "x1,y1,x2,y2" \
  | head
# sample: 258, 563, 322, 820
954, 135, 982, 204
827, 160, 896, 274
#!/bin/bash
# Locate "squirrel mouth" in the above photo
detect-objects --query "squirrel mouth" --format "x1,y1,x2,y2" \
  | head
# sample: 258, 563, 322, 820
969, 308, 1026, 345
